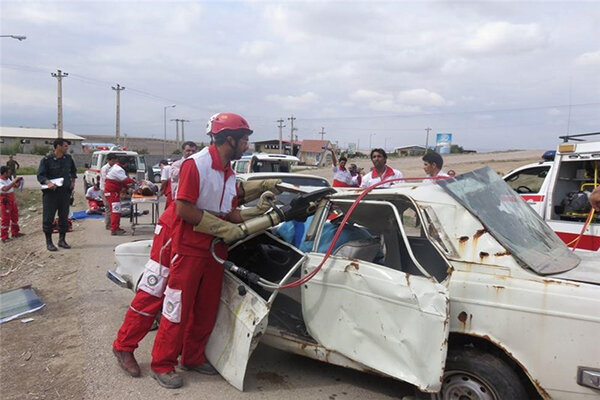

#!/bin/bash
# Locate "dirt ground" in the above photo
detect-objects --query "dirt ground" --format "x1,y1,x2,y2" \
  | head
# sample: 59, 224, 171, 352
0, 150, 542, 399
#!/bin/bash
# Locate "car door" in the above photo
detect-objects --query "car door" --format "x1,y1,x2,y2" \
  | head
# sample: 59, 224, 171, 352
301, 199, 450, 392
205, 233, 306, 391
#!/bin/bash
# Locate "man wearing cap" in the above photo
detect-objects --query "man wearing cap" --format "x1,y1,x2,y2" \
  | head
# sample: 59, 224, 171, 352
37, 138, 77, 251
360, 148, 403, 189
150, 112, 275, 389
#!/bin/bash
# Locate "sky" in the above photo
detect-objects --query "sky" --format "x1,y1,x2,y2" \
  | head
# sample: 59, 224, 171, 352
1, 0, 599, 152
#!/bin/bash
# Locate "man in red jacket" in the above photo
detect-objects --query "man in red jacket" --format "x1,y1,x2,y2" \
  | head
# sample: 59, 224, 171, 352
150, 112, 260, 389
104, 157, 135, 235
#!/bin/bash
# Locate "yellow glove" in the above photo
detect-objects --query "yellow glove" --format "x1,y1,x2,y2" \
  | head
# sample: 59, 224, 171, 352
238, 179, 282, 204
239, 191, 276, 221
193, 211, 245, 243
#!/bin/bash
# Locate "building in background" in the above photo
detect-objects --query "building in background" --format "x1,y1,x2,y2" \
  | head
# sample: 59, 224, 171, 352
393, 145, 427, 157
297, 139, 330, 166
0, 127, 85, 153
253, 139, 301, 156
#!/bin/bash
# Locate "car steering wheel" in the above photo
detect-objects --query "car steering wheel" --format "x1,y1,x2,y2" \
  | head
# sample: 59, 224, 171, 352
516, 185, 533, 193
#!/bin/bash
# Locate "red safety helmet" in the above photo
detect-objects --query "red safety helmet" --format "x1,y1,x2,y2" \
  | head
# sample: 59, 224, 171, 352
206, 112, 253, 138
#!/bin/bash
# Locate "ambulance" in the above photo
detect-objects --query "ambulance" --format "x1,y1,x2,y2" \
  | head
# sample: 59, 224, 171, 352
503, 133, 599, 252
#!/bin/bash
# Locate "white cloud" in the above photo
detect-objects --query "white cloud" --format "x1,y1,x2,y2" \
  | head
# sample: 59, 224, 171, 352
574, 50, 600, 67
265, 92, 319, 109
239, 41, 275, 58
464, 21, 547, 55
397, 89, 450, 107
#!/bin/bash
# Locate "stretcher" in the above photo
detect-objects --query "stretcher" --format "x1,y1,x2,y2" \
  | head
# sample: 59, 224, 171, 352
129, 194, 159, 235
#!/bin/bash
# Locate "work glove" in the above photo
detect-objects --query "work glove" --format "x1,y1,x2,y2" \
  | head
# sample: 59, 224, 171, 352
239, 191, 276, 221
193, 211, 246, 243
238, 179, 282, 205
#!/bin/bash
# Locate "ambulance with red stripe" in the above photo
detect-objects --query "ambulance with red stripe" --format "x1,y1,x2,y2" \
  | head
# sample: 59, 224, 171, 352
503, 133, 599, 252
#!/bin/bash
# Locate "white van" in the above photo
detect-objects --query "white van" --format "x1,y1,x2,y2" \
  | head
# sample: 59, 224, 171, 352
503, 133, 599, 252
83, 147, 147, 190
231, 153, 299, 174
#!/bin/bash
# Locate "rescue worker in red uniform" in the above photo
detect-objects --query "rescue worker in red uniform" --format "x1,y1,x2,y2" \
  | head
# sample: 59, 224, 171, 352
104, 157, 135, 235
111, 136, 280, 379
111, 142, 198, 377
150, 112, 263, 389
0, 166, 24, 243
112, 203, 176, 376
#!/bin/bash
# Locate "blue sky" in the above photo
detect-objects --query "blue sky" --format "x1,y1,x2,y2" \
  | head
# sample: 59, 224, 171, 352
1, 0, 599, 151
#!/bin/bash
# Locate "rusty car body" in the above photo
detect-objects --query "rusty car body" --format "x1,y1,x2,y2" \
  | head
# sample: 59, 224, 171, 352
109, 167, 600, 399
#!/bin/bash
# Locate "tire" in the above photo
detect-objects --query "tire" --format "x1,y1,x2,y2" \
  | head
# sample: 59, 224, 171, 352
418, 348, 529, 400
153, 173, 161, 183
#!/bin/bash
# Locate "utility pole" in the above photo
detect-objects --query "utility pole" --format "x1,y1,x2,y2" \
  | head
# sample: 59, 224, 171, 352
425, 127, 432, 153
287, 115, 296, 156
171, 119, 180, 147
112, 84, 125, 146
277, 118, 285, 154
51, 69, 68, 138
319, 127, 326, 140
180, 119, 190, 143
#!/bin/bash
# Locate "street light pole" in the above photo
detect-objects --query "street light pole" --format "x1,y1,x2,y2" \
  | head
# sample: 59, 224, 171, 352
369, 133, 376, 150
163, 104, 176, 158
0, 35, 26, 41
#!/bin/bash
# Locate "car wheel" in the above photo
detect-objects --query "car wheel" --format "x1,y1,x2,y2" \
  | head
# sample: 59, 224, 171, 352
418, 348, 529, 400
153, 173, 161, 183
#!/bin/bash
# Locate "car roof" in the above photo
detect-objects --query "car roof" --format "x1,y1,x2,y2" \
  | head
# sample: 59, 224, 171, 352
239, 153, 300, 162
236, 172, 327, 181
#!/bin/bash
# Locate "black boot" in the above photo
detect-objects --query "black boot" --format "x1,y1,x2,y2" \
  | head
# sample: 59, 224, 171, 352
46, 232, 58, 252
58, 233, 71, 249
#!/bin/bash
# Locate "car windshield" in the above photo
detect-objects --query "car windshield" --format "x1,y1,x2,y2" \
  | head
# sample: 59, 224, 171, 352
438, 166, 579, 275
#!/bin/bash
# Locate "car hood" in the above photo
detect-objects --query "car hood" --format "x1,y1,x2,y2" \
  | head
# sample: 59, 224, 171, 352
552, 252, 600, 285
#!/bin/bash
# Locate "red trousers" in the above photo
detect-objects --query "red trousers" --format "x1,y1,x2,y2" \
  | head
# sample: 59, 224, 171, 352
113, 222, 172, 353
105, 191, 122, 232
87, 199, 103, 213
151, 251, 225, 373
1, 193, 19, 241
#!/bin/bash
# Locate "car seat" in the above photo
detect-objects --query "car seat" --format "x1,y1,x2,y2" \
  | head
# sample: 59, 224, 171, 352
332, 236, 383, 263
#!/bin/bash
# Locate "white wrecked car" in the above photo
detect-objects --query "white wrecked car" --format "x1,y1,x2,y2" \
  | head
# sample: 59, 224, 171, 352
108, 167, 600, 400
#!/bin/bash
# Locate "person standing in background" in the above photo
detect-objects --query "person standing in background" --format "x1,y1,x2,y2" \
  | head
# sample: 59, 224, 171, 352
104, 156, 135, 235
6, 155, 20, 179
422, 151, 449, 183
328, 148, 352, 187
100, 153, 118, 229
0, 166, 24, 243
158, 160, 172, 211
37, 139, 77, 251
360, 148, 403, 188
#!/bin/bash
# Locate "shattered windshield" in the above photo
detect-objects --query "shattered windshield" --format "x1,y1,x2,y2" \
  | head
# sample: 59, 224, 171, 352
438, 167, 579, 275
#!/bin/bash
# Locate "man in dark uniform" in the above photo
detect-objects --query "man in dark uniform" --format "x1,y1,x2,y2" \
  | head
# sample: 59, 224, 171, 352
37, 138, 77, 251
6, 155, 20, 179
